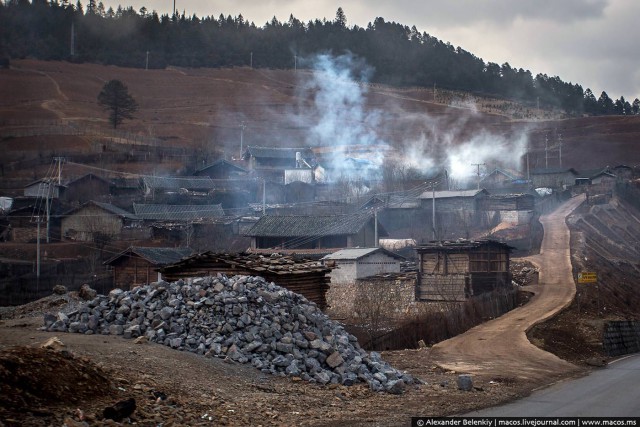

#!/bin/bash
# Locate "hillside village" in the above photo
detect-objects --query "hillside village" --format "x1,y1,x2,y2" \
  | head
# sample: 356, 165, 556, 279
2, 58, 640, 424
1, 138, 637, 317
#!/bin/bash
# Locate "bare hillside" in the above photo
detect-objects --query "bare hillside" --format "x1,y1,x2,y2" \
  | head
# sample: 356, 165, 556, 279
2, 59, 640, 190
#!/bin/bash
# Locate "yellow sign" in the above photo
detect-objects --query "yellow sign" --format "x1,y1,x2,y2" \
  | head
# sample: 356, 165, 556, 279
577, 272, 598, 284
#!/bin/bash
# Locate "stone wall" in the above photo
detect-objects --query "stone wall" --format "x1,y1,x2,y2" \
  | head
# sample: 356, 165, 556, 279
326, 276, 416, 320
603, 320, 640, 357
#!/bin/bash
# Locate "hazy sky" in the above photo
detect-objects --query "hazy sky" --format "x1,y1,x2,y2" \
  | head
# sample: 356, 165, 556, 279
101, 0, 640, 101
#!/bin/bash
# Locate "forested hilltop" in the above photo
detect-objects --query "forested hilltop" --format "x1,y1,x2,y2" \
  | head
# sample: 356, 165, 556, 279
2, 1, 638, 116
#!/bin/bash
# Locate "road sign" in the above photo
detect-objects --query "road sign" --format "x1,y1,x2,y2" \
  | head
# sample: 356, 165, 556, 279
577, 271, 598, 284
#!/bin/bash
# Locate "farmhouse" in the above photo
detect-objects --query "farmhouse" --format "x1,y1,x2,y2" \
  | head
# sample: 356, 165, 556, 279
159, 252, 331, 308
4, 204, 54, 242
104, 246, 194, 289
530, 167, 578, 189
418, 189, 488, 212
60, 201, 143, 242
193, 159, 249, 180
417, 189, 489, 238
133, 203, 225, 222
479, 168, 524, 190
477, 193, 536, 226
142, 176, 216, 199
242, 146, 315, 171
63, 173, 112, 205
321, 247, 405, 285
23, 179, 65, 199
415, 240, 513, 302
244, 213, 386, 252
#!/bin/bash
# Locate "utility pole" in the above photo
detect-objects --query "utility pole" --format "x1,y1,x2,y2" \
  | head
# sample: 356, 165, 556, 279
173, 0, 176, 18
294, 54, 297, 71
471, 163, 485, 190
250, 52, 253, 68
262, 178, 266, 215
374, 209, 378, 247
54, 156, 64, 185
239, 122, 246, 160
145, 51, 149, 70
432, 184, 436, 241
45, 181, 51, 243
36, 216, 41, 280
558, 133, 563, 167
544, 134, 549, 169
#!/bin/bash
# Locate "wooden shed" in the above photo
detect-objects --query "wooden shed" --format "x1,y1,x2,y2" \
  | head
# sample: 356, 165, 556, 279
415, 240, 513, 302
159, 252, 331, 309
105, 246, 194, 289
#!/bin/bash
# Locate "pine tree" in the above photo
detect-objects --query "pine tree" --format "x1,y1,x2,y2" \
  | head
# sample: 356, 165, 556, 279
97, 80, 138, 128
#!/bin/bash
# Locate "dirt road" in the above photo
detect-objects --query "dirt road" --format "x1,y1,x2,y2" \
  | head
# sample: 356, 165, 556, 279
429, 194, 587, 384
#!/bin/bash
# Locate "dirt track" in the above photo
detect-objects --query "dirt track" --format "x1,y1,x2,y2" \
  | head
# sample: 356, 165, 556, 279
429, 194, 587, 384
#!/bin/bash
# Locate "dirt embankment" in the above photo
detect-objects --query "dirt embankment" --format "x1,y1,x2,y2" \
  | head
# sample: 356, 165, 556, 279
0, 293, 527, 427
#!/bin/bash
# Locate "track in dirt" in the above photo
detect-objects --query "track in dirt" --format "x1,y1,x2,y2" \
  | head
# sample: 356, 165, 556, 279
429, 194, 587, 385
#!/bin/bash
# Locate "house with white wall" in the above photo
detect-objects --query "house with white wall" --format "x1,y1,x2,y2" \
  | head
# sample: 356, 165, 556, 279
321, 247, 404, 285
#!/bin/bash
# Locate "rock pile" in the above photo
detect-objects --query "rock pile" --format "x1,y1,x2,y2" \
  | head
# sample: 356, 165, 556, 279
43, 274, 415, 393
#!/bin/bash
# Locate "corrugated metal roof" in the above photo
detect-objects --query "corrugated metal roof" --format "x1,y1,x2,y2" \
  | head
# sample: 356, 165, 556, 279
322, 247, 405, 261
418, 189, 487, 199
133, 204, 224, 221
142, 176, 216, 190
105, 246, 193, 265
361, 194, 421, 209
245, 214, 372, 237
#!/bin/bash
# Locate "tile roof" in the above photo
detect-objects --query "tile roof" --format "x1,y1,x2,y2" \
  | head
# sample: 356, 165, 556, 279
62, 201, 138, 220
245, 213, 373, 237
361, 194, 421, 209
531, 167, 578, 175
142, 176, 216, 190
133, 204, 225, 221
194, 159, 248, 175
416, 239, 514, 252
105, 246, 193, 265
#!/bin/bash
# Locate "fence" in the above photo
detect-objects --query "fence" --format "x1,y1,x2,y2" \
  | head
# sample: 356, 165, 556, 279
355, 288, 521, 351
0, 259, 113, 306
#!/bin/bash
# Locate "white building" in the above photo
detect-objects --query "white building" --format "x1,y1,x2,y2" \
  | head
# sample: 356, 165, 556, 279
322, 247, 404, 285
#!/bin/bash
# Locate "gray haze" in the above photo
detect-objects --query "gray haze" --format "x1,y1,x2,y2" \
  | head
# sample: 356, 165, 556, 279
101, 0, 640, 101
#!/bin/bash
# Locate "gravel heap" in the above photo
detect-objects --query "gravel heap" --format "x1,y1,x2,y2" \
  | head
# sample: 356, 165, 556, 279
42, 274, 415, 393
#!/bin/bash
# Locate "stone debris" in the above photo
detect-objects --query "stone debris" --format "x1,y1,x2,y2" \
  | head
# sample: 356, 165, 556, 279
42, 274, 416, 392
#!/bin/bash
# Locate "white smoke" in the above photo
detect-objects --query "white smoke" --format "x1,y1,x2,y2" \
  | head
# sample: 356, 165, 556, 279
298, 53, 387, 181
290, 53, 529, 187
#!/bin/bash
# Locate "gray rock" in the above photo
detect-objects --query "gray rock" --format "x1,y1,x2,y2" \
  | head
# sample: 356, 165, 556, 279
325, 351, 344, 369
457, 375, 473, 391
46, 272, 416, 393
385, 379, 406, 395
